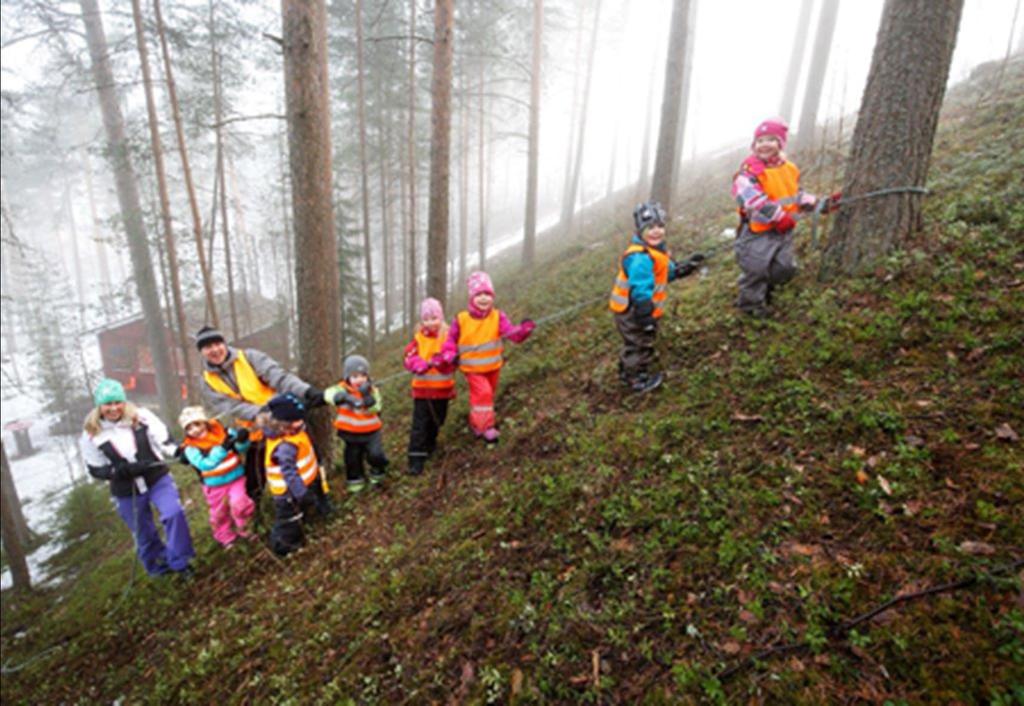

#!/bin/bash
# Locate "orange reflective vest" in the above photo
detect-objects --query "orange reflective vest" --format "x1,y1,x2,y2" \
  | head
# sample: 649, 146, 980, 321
181, 419, 242, 483
202, 349, 276, 441
264, 430, 320, 496
411, 326, 456, 394
609, 243, 671, 318
332, 382, 383, 434
746, 161, 801, 233
456, 310, 503, 374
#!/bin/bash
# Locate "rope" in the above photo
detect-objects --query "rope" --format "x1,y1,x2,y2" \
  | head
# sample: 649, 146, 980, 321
809, 185, 930, 247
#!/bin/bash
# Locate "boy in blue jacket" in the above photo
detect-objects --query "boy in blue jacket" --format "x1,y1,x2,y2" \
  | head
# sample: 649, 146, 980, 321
608, 201, 704, 393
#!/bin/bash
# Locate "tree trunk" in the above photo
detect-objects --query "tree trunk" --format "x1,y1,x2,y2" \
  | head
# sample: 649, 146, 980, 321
375, 82, 393, 336
560, 7, 584, 229
636, 50, 659, 201
281, 0, 339, 461
779, 0, 813, 122
406, 0, 418, 333
650, 0, 691, 212
522, 0, 543, 267
671, 0, 697, 183
210, 7, 239, 341
476, 59, 487, 270
354, 0, 376, 355
226, 152, 256, 330
821, 0, 964, 278
59, 176, 86, 316
154, 0, 218, 329
82, 150, 113, 311
1, 442, 31, 591
795, 0, 840, 152
559, 0, 601, 232
132, 0, 195, 402
426, 0, 454, 308
459, 70, 469, 289
79, 0, 178, 423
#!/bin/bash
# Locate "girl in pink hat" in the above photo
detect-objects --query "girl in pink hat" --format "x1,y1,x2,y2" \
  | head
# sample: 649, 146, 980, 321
731, 118, 837, 317
433, 272, 534, 444
403, 297, 456, 474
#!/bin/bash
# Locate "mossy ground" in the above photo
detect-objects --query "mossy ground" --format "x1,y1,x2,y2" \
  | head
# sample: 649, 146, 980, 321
2, 59, 1022, 705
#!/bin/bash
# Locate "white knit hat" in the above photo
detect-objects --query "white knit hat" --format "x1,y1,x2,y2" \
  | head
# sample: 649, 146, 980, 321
178, 406, 209, 429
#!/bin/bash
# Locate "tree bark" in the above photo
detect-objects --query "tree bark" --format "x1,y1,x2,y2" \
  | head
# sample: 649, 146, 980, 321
779, 0, 813, 123
426, 0, 454, 308
1, 442, 31, 591
650, 0, 691, 212
821, 0, 964, 278
522, 0, 543, 267
559, 0, 601, 232
154, 0, 218, 329
355, 0, 376, 355
282, 0, 339, 460
795, 0, 840, 152
132, 0, 195, 402
79, 0, 178, 423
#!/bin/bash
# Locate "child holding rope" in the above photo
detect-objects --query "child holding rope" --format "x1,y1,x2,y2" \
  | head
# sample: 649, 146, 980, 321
435, 271, 534, 444
403, 297, 456, 475
177, 406, 255, 549
731, 117, 838, 317
609, 201, 704, 393
325, 355, 388, 491
263, 393, 330, 556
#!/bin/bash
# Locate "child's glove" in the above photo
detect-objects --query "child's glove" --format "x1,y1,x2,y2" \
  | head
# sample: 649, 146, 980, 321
304, 386, 326, 408
519, 319, 536, 337
222, 437, 237, 453
234, 428, 250, 444
410, 358, 430, 375
774, 212, 797, 233
798, 192, 818, 211
333, 391, 357, 408
824, 191, 842, 213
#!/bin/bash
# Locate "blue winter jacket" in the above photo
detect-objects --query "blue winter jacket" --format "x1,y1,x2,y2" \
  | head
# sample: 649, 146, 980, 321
622, 235, 680, 304
183, 434, 250, 487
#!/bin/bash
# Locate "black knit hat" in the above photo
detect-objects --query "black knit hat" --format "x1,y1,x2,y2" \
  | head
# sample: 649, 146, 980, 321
268, 393, 305, 422
195, 325, 225, 350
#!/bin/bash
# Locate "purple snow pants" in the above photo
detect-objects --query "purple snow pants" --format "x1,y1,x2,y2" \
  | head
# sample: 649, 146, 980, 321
114, 473, 195, 575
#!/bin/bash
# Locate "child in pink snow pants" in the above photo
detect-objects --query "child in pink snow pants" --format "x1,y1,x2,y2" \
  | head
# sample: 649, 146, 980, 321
434, 271, 535, 444
178, 406, 255, 548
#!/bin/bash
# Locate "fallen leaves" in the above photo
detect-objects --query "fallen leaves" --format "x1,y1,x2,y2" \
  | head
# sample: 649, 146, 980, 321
958, 540, 996, 556
995, 423, 1019, 443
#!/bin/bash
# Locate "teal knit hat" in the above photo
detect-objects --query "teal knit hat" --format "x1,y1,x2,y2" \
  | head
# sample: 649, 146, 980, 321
94, 378, 127, 407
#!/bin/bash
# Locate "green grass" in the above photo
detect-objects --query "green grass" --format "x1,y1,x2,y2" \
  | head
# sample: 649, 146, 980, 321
2, 59, 1022, 705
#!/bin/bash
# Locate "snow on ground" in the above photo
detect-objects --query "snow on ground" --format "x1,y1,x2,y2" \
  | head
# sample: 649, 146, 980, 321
2, 358, 96, 590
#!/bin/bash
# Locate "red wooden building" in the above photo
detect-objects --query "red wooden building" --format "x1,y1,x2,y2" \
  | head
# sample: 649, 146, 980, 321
96, 293, 291, 400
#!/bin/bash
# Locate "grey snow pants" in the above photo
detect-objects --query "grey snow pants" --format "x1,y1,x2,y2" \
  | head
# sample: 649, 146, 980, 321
734, 226, 797, 313
614, 308, 658, 380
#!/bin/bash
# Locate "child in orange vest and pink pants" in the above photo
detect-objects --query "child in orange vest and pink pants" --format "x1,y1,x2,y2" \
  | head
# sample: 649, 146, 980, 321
403, 297, 456, 475
435, 272, 534, 444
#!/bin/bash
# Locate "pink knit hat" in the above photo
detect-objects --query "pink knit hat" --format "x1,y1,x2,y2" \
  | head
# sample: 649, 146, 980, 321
752, 117, 788, 148
420, 297, 444, 321
467, 271, 494, 299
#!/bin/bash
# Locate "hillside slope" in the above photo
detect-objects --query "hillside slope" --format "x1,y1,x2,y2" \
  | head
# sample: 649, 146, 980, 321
2, 59, 1022, 705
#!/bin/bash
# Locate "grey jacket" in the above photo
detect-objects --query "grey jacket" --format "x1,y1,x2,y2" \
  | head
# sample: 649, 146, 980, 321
200, 347, 312, 421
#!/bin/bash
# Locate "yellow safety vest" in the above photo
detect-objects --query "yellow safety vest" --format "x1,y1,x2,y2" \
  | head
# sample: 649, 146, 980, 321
202, 349, 277, 441
264, 430, 320, 496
